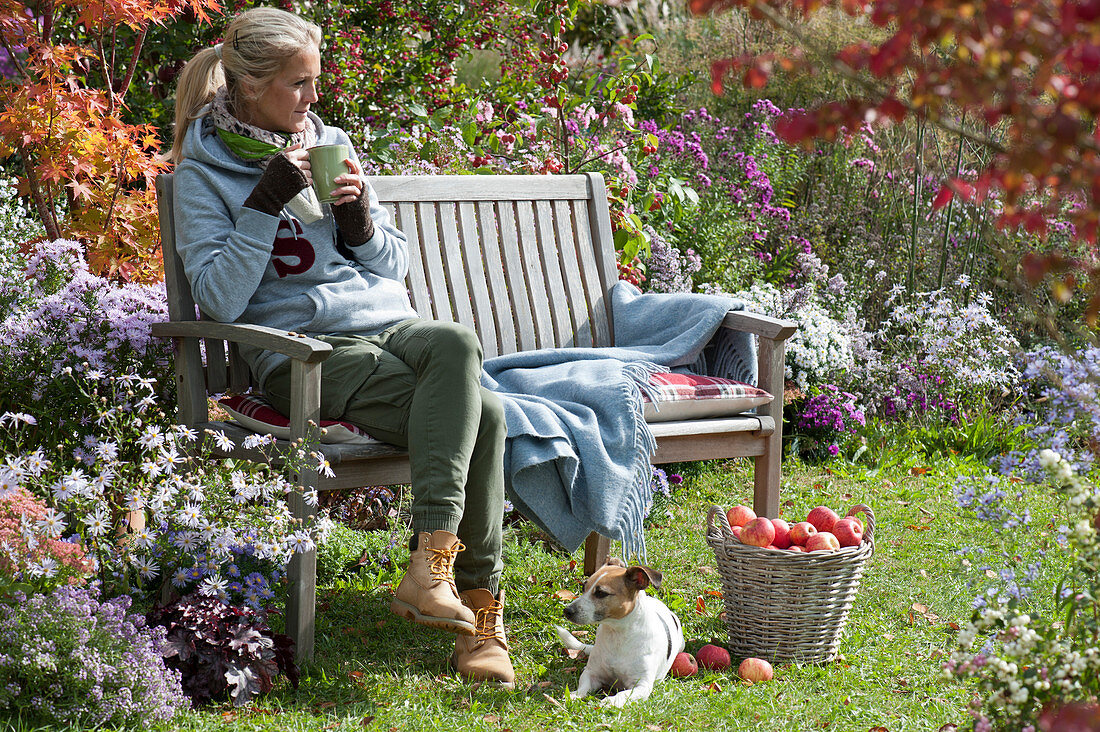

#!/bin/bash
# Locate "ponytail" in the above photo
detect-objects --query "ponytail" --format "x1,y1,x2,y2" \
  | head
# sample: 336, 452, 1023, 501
164, 47, 224, 164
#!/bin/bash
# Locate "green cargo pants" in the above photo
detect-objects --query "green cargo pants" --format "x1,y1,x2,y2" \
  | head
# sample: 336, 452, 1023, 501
263, 319, 505, 594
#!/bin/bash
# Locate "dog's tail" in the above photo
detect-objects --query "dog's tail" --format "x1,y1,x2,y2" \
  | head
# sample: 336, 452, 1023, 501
554, 625, 593, 657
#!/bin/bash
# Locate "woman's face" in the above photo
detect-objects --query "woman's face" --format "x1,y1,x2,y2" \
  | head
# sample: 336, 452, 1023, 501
241, 47, 321, 134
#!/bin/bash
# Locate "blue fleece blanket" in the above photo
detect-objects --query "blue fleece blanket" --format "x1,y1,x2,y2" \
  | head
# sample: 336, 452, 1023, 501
482, 282, 755, 560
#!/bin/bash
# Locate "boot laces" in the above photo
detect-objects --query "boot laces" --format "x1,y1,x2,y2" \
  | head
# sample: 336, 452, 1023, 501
473, 598, 506, 643
426, 541, 464, 590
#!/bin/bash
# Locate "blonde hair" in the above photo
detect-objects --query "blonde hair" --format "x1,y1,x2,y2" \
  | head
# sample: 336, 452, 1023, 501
166, 7, 321, 163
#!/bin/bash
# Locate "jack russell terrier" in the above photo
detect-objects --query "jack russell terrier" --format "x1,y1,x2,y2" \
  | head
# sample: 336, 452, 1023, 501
555, 558, 685, 707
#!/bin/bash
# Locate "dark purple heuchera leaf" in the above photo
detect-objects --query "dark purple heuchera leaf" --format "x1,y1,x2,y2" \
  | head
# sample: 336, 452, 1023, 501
146, 592, 298, 706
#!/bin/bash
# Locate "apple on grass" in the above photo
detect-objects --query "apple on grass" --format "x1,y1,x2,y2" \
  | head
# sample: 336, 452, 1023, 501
833, 517, 864, 547
805, 531, 840, 552
740, 517, 776, 547
738, 657, 773, 683
726, 505, 756, 528
670, 652, 698, 677
806, 505, 839, 534
788, 521, 817, 546
696, 644, 731, 671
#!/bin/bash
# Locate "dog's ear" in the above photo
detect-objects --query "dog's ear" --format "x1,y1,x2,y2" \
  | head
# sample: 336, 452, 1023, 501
604, 557, 627, 567
624, 565, 663, 591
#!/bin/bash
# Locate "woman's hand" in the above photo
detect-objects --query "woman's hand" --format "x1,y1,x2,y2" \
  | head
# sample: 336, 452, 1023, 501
283, 143, 313, 186
330, 155, 364, 206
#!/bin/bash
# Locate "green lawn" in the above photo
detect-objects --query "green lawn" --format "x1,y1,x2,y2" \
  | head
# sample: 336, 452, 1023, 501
10, 449, 1070, 732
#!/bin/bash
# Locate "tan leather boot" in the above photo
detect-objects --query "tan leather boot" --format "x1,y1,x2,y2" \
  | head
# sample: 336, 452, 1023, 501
452, 588, 515, 688
390, 530, 476, 635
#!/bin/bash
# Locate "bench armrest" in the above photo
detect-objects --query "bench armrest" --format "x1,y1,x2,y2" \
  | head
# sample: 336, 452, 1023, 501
720, 310, 797, 342
151, 321, 333, 363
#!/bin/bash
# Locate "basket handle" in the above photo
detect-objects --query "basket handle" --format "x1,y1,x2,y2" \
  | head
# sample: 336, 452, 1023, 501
846, 503, 876, 554
706, 504, 738, 542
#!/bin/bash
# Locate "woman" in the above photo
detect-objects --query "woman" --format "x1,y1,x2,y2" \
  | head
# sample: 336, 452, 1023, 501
167, 7, 513, 687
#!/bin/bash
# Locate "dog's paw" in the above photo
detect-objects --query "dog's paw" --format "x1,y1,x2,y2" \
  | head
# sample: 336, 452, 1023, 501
599, 694, 628, 708
569, 690, 585, 701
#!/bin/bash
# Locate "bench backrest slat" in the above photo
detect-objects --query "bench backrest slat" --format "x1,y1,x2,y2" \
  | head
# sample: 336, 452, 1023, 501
157, 172, 617, 396
371, 173, 615, 357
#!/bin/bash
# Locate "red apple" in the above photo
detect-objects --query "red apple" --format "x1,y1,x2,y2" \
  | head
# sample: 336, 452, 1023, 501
787, 545, 806, 552
670, 651, 698, 677
845, 508, 866, 532
806, 505, 839, 534
833, 517, 864, 547
740, 517, 776, 547
770, 518, 791, 549
738, 657, 774, 683
788, 521, 817, 546
806, 532, 841, 552
731, 525, 742, 540
726, 505, 757, 528
696, 644, 732, 671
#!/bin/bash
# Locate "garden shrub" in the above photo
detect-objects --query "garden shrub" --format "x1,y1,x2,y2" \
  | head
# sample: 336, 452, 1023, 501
947, 451, 1100, 730
790, 383, 866, 461
6, 370, 334, 608
147, 592, 297, 707
0, 484, 94, 595
0, 237, 173, 456
0, 585, 187, 727
728, 281, 855, 389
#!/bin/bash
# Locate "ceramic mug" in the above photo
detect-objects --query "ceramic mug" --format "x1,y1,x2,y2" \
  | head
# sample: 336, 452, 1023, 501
307, 143, 351, 203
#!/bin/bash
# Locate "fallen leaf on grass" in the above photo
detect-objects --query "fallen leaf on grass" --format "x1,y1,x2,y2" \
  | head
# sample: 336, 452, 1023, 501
869, 727, 889, 732
646, 726, 663, 731
695, 596, 706, 614
483, 715, 500, 724
554, 589, 577, 601
910, 466, 929, 475
706, 589, 722, 598
706, 681, 723, 692
361, 716, 374, 727
543, 693, 566, 709
222, 712, 237, 722
912, 603, 928, 613
937, 725, 959, 732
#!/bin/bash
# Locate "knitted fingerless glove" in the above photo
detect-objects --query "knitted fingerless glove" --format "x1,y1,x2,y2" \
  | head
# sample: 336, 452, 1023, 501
242, 153, 310, 216
331, 193, 375, 247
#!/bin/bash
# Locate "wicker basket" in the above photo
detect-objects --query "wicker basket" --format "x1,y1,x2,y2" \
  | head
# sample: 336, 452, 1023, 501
705, 504, 875, 664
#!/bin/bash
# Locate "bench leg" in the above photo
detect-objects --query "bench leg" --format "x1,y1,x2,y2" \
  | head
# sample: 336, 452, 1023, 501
583, 532, 611, 575
286, 546, 316, 661
753, 434, 782, 520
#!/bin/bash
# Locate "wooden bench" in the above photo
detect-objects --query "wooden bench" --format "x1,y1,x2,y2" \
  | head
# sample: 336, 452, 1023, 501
151, 172, 796, 660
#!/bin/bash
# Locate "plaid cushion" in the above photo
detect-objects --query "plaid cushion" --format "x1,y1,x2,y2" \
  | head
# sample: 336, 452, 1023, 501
642, 372, 772, 423
218, 394, 379, 445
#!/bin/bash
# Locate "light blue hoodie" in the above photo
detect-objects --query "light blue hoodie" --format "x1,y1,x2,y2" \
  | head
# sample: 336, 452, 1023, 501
173, 111, 417, 387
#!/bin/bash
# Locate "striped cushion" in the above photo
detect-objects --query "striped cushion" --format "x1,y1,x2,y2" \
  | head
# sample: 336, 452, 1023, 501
642, 372, 772, 422
218, 394, 380, 445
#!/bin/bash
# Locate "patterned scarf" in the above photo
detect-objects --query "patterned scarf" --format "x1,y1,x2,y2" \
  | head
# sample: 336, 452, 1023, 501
208, 87, 323, 222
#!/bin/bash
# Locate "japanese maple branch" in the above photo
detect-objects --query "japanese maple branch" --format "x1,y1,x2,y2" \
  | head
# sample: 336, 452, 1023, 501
19, 142, 60, 241
116, 24, 148, 103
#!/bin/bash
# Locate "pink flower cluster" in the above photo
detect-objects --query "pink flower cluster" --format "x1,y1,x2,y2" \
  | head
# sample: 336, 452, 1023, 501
0, 487, 92, 581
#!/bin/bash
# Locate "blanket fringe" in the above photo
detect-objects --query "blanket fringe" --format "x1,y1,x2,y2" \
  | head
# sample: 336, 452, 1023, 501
618, 361, 666, 563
